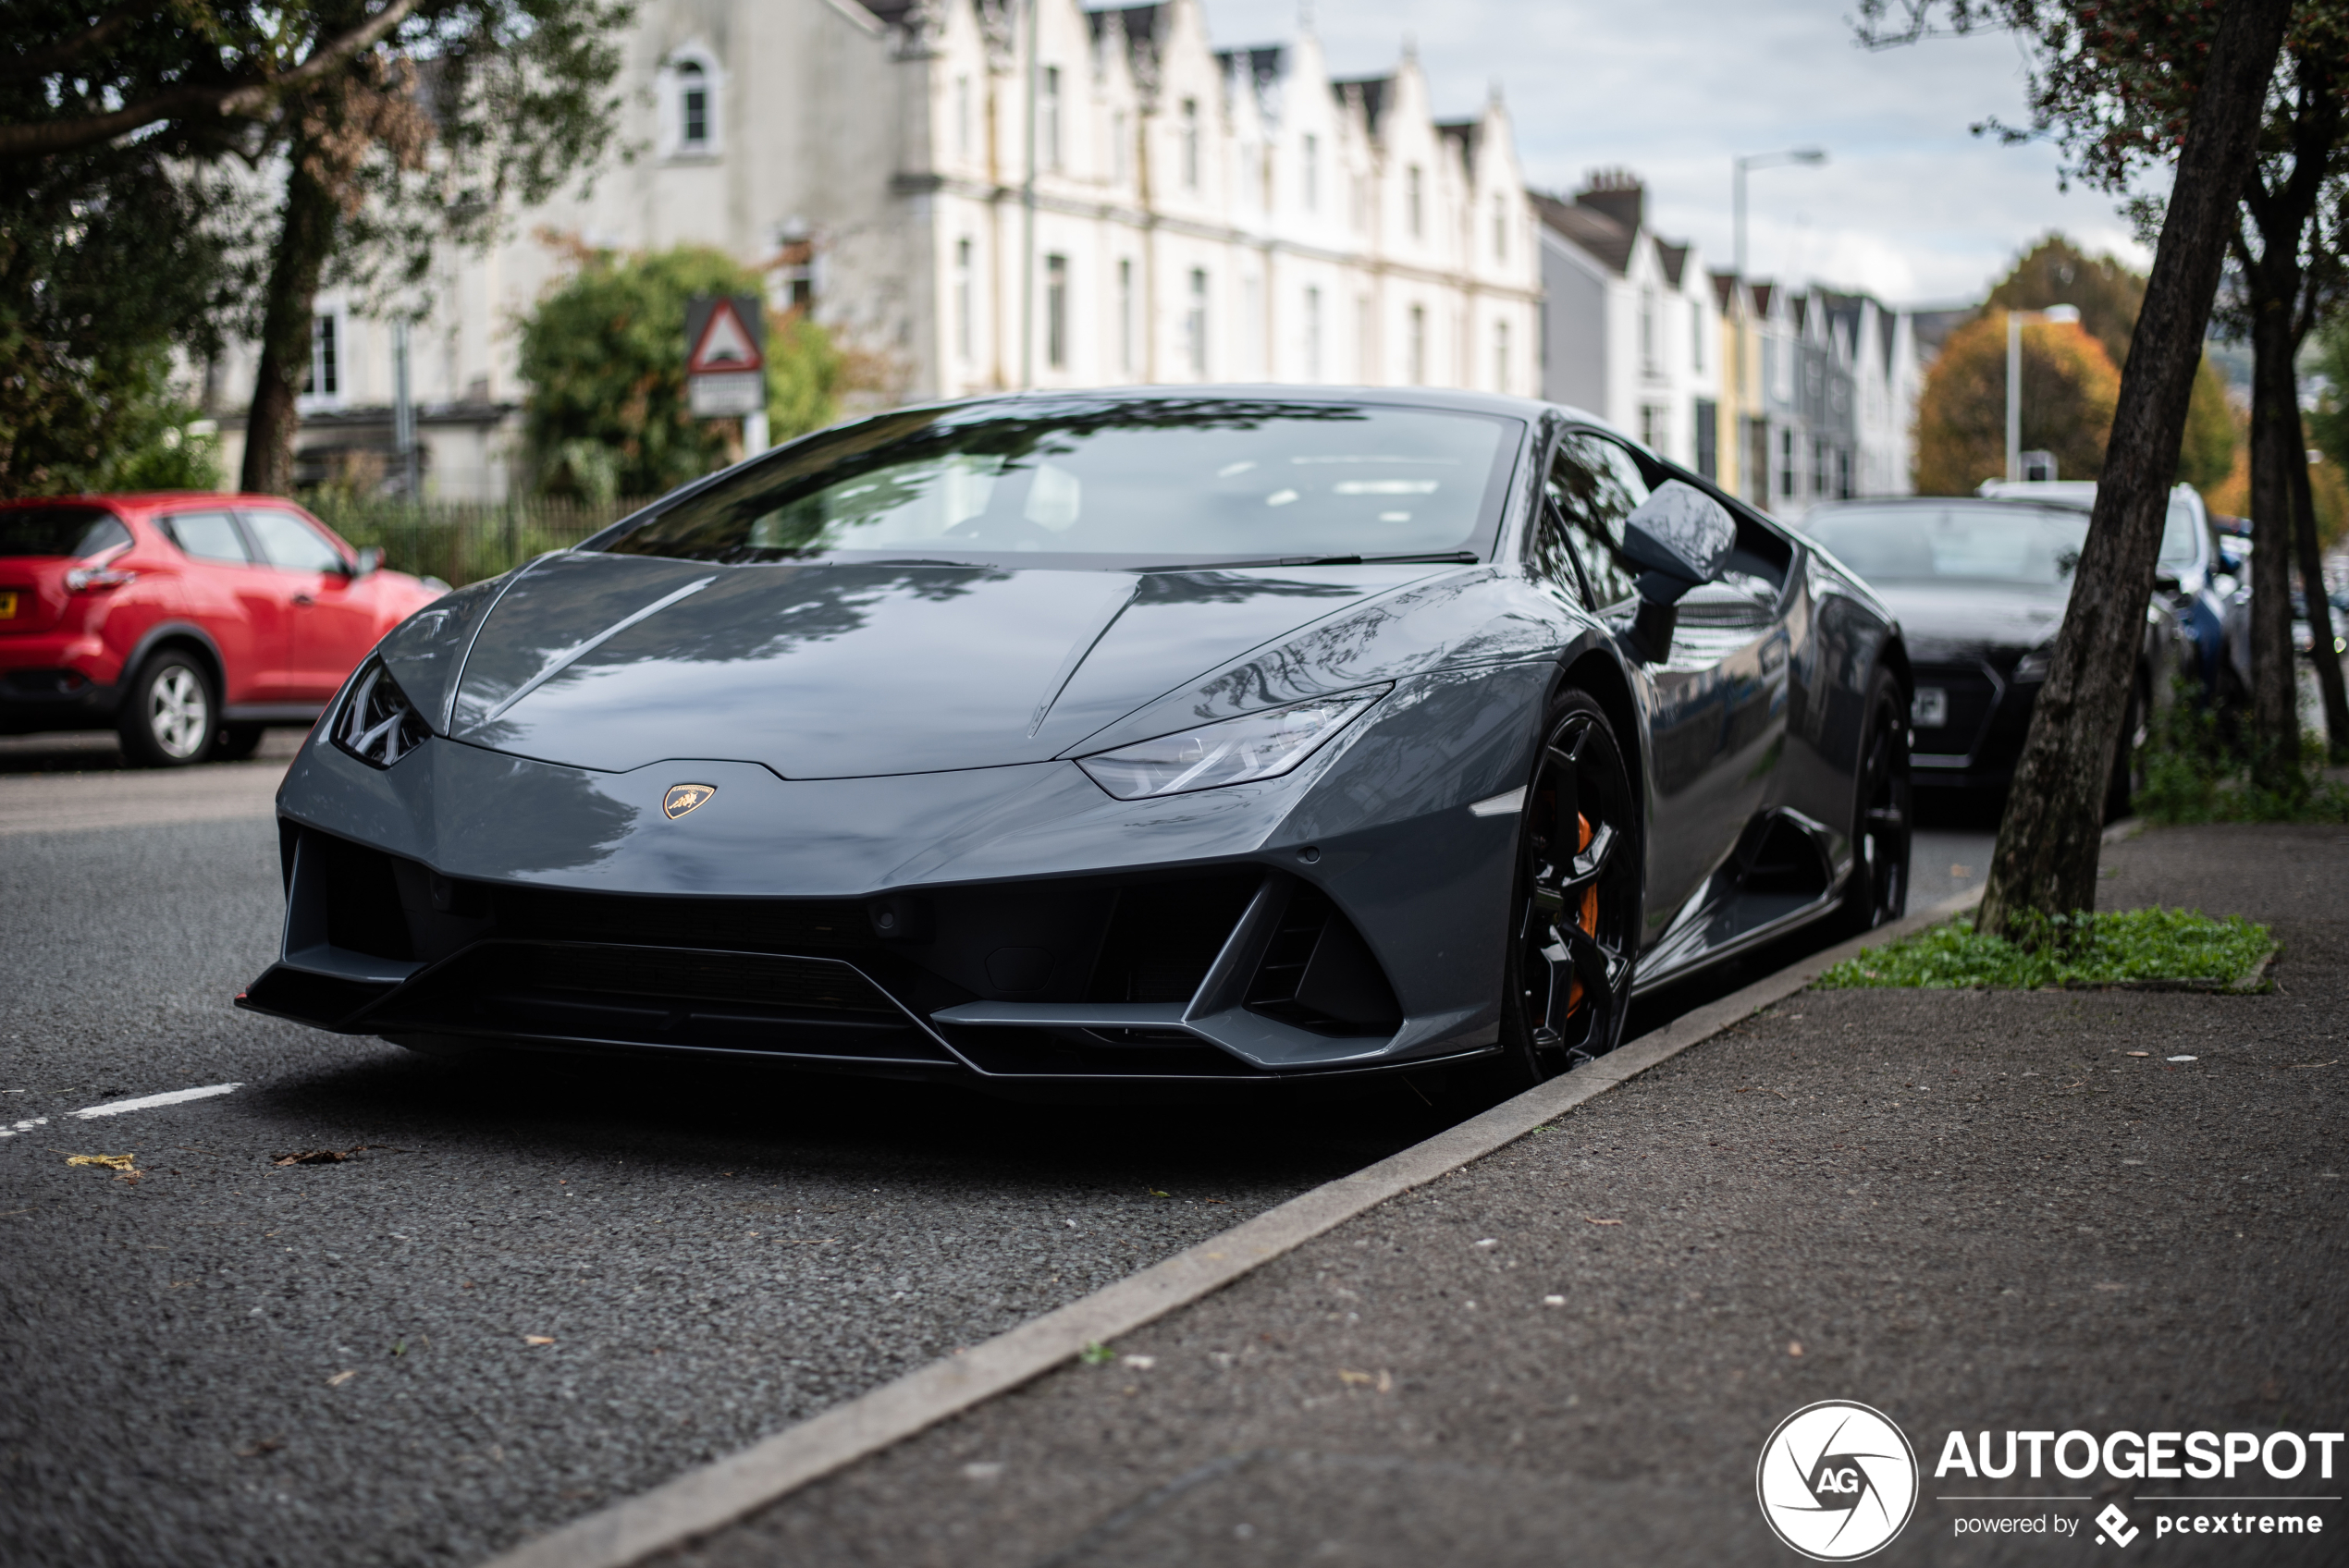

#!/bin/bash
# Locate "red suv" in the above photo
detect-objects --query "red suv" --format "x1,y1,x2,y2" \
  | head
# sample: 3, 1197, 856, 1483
0, 494, 446, 766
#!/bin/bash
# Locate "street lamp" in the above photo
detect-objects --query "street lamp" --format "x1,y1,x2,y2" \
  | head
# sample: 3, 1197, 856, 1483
2005, 304, 2080, 482
1732, 147, 1826, 282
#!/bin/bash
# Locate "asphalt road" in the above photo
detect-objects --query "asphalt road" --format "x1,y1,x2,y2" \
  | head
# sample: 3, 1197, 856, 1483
0, 738, 1991, 1568
665, 824, 2349, 1568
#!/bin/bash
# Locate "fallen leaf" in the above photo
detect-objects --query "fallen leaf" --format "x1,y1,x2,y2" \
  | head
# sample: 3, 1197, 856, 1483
1338, 1368, 1374, 1386
1543, 1294, 1567, 1306
1583, 1217, 1623, 1226
523, 1335, 555, 1346
1146, 1186, 1170, 1197
2123, 1051, 2150, 1059
326, 1370, 357, 1387
235, 1437, 283, 1458
66, 1153, 135, 1170
1788, 1341, 1804, 1357
1377, 1370, 1394, 1393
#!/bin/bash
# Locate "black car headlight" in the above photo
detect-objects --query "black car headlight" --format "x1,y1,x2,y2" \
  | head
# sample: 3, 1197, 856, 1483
333, 659, 432, 768
2012, 646, 2053, 682
1076, 685, 1389, 801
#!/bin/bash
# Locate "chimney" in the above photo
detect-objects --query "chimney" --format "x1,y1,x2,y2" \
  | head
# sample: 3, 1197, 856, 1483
1576, 169, 1644, 235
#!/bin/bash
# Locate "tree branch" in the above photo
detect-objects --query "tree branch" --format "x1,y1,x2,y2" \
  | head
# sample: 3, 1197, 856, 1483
0, 2, 160, 84
0, 0, 424, 161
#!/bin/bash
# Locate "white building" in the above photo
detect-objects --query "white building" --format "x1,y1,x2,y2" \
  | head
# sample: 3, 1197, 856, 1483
221, 0, 1542, 499
1532, 177, 1723, 479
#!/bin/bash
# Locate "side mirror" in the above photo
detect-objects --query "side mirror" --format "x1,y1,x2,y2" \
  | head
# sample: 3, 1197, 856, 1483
1617, 481, 1737, 663
351, 547, 383, 578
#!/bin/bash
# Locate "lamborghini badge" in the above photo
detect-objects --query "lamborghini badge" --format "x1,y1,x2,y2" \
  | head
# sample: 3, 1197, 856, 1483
663, 783, 716, 818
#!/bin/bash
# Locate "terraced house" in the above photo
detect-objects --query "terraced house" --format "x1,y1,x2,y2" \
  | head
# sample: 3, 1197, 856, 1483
214, 0, 1541, 499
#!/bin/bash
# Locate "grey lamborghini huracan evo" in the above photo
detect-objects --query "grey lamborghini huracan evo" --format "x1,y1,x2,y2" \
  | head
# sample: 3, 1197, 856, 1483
240, 388, 1912, 1093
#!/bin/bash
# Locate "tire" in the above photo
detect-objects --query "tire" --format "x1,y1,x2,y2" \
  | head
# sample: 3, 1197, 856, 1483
117, 649, 218, 767
2104, 668, 2150, 822
1838, 668, 1912, 937
1476, 689, 1642, 1096
215, 722, 265, 762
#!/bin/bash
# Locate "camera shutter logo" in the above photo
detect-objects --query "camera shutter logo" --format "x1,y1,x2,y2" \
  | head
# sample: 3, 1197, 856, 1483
1756, 1401, 1919, 1561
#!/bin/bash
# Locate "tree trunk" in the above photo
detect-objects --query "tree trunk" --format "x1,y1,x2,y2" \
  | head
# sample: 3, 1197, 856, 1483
2290, 398, 2349, 757
240, 151, 340, 496
1977, 0, 2292, 939
2247, 291, 2304, 780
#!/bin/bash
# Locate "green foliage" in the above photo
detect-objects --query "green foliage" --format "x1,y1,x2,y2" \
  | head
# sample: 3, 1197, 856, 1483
2137, 679, 2349, 820
520, 245, 843, 499
300, 491, 651, 585
1817, 908, 2275, 990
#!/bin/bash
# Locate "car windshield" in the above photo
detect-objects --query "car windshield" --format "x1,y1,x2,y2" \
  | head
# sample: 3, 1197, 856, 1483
1804, 503, 2090, 587
0, 506, 132, 559
588, 396, 1522, 567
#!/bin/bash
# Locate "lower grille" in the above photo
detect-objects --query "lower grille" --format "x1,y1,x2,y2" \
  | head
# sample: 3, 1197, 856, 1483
1911, 664, 2000, 761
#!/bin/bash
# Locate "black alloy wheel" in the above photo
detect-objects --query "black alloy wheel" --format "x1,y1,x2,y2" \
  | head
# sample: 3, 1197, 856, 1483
1840, 669, 1912, 935
1492, 689, 1642, 1088
117, 649, 218, 767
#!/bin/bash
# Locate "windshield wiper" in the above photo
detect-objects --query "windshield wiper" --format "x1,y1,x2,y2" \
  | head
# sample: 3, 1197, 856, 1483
1133, 550, 1481, 573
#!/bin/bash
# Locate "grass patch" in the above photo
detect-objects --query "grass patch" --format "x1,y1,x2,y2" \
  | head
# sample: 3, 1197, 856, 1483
1817, 907, 2274, 991
2139, 681, 2349, 824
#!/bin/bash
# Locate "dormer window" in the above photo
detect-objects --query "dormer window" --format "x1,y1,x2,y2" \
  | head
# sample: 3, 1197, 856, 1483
679, 61, 708, 148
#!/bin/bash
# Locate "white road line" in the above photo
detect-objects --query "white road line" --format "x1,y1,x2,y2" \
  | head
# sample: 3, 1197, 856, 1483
0, 1117, 50, 1139
70, 1084, 242, 1119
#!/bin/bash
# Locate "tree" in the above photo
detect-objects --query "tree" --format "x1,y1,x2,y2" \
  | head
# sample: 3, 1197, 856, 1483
1914, 314, 2121, 493
519, 245, 844, 501
2226, 10, 2349, 776
0, 1, 633, 495
1861, 0, 2294, 939
1982, 233, 2238, 494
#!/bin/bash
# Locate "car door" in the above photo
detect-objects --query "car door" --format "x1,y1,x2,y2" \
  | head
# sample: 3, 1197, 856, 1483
1537, 430, 1787, 952
240, 507, 373, 701
154, 508, 279, 704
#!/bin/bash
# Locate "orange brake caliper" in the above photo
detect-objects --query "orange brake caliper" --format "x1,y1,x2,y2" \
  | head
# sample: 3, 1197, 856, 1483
1566, 813, 1598, 1013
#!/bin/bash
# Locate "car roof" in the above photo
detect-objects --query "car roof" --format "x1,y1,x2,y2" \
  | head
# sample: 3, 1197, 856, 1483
0, 492, 310, 512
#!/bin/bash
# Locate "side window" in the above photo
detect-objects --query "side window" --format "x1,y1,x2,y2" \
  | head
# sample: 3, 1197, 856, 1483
243, 509, 346, 574
1542, 432, 1652, 607
161, 510, 251, 564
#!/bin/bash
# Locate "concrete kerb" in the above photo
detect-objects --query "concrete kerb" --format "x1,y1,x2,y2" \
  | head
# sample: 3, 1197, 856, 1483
479, 867, 2032, 1568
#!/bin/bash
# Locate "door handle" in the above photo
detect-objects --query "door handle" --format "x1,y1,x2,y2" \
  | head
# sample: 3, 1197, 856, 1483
292, 594, 315, 606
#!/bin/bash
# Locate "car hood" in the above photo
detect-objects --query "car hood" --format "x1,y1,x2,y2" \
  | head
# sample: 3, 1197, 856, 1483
1874, 581, 2068, 663
398, 553, 1453, 777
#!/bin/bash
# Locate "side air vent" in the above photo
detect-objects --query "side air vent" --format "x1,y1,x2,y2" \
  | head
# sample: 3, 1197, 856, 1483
334, 660, 432, 768
317, 834, 415, 961
1733, 814, 1831, 900
1085, 876, 1259, 1006
1244, 885, 1401, 1037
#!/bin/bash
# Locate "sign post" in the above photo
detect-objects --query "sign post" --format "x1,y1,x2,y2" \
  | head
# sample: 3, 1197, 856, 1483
685, 294, 768, 452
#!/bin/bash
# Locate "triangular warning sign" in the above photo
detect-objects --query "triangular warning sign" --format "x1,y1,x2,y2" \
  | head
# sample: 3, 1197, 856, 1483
688, 299, 761, 374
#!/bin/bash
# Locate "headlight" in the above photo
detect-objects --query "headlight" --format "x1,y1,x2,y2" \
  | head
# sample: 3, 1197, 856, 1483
333, 659, 432, 768
2012, 647, 2053, 681
1076, 685, 1390, 800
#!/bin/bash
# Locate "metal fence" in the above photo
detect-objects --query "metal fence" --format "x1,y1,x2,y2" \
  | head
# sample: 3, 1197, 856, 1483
299, 495, 660, 587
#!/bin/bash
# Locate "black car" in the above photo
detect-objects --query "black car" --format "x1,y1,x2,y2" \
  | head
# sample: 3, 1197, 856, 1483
240, 389, 1913, 1094
1802, 495, 2183, 814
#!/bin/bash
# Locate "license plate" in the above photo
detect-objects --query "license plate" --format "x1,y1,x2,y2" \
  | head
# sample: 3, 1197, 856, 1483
0, 591, 15, 619
1912, 687, 1948, 729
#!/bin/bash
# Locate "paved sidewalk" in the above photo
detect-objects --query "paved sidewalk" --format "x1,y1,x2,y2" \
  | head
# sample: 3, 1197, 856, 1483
653, 826, 2349, 1568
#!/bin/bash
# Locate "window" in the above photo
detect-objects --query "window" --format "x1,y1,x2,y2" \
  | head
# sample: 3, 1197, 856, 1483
1301, 132, 1319, 211
1187, 268, 1208, 375
1494, 320, 1509, 394
1041, 66, 1062, 171
1406, 165, 1423, 238
0, 506, 132, 559
1640, 406, 1659, 448
1694, 399, 1718, 481
1356, 295, 1372, 380
1112, 110, 1128, 182
1691, 300, 1704, 372
1408, 303, 1426, 385
1779, 428, 1795, 498
1539, 432, 1654, 608
955, 75, 971, 157
1838, 448, 1852, 500
679, 60, 708, 149
160, 510, 249, 564
1813, 438, 1827, 495
1494, 194, 1508, 262
1304, 285, 1322, 381
1118, 258, 1135, 374
243, 508, 346, 574
1640, 288, 1657, 375
304, 313, 338, 398
1045, 253, 1068, 370
1181, 98, 1199, 190
955, 239, 974, 363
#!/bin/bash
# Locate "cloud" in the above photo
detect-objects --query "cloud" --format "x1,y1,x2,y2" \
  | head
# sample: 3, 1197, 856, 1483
1199, 0, 2153, 303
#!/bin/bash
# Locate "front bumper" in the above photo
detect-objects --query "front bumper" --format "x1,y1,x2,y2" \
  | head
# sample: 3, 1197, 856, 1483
1910, 658, 2032, 790
240, 663, 1549, 1084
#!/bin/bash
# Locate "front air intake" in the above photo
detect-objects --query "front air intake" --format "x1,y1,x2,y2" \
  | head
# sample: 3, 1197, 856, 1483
1244, 884, 1402, 1037
334, 659, 431, 768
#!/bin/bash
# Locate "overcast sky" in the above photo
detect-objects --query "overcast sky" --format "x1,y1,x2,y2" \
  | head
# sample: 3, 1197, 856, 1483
1199, 0, 2156, 307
